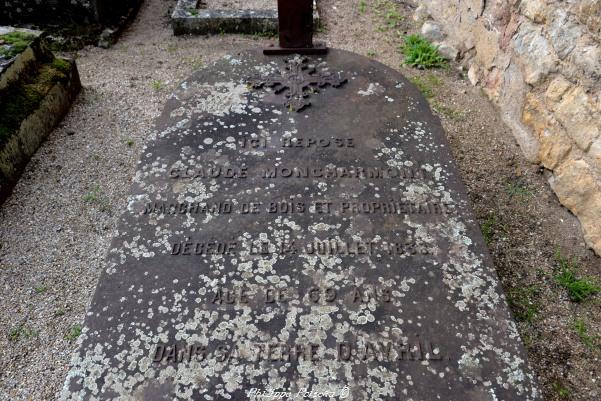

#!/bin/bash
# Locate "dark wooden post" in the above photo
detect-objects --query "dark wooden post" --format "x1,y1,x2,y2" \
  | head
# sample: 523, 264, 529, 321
264, 0, 327, 55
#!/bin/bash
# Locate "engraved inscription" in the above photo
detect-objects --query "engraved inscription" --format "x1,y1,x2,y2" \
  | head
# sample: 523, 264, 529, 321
142, 200, 453, 216
208, 286, 392, 305
62, 50, 541, 401
151, 338, 446, 364
167, 165, 431, 180
282, 137, 354, 148
170, 238, 434, 256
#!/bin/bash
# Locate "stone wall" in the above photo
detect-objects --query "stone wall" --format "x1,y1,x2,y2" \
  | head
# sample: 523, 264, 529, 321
415, 0, 601, 255
0, 0, 142, 25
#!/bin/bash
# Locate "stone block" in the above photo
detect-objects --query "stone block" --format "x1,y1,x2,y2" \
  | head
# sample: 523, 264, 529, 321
554, 87, 599, 151
522, 93, 571, 169
421, 21, 445, 42
468, 64, 480, 85
172, 0, 320, 36
521, 0, 548, 23
512, 22, 558, 84
552, 158, 601, 253
574, 0, 601, 37
0, 31, 81, 203
436, 42, 459, 60
571, 43, 601, 77
545, 75, 572, 103
548, 9, 582, 59
588, 139, 601, 171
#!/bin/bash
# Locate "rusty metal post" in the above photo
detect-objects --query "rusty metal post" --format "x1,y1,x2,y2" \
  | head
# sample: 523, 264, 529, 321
264, 0, 327, 55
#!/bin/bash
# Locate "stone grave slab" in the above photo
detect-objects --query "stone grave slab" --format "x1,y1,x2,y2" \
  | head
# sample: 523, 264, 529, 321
60, 49, 541, 401
172, 0, 319, 36
1, 27, 80, 204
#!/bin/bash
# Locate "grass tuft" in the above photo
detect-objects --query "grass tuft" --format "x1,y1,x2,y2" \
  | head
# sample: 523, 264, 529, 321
505, 181, 533, 198
507, 285, 541, 323
358, 0, 367, 14
65, 324, 82, 341
34, 285, 48, 294
571, 319, 599, 350
151, 80, 165, 91
82, 184, 111, 212
400, 35, 446, 69
481, 214, 497, 245
8, 324, 38, 342
554, 249, 600, 302
552, 381, 570, 398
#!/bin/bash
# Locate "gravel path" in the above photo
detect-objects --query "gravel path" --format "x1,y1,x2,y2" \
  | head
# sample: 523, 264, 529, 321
0, 1, 271, 399
1, 1, 599, 400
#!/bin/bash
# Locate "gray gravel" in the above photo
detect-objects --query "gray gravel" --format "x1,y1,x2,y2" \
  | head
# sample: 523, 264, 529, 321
0, 0, 271, 399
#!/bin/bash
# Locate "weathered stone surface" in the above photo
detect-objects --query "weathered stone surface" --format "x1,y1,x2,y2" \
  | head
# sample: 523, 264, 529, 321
60, 50, 540, 401
589, 139, 601, 169
545, 76, 572, 103
0, 27, 42, 90
436, 42, 458, 61
412, 5, 430, 22
571, 43, 601, 77
497, 63, 541, 163
554, 87, 599, 152
551, 159, 601, 252
0, 31, 81, 204
523, 94, 572, 170
574, 0, 601, 38
419, 0, 601, 255
421, 21, 445, 42
172, 0, 319, 36
548, 9, 582, 59
511, 22, 557, 84
467, 64, 480, 85
521, 0, 548, 24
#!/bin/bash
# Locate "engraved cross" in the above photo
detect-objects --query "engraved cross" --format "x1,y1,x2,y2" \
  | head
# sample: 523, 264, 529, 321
248, 56, 347, 112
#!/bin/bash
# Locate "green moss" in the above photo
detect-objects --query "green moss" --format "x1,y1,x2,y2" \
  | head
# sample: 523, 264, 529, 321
0, 31, 37, 58
38, 63, 69, 85
51, 58, 71, 74
0, 85, 44, 145
0, 58, 72, 148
